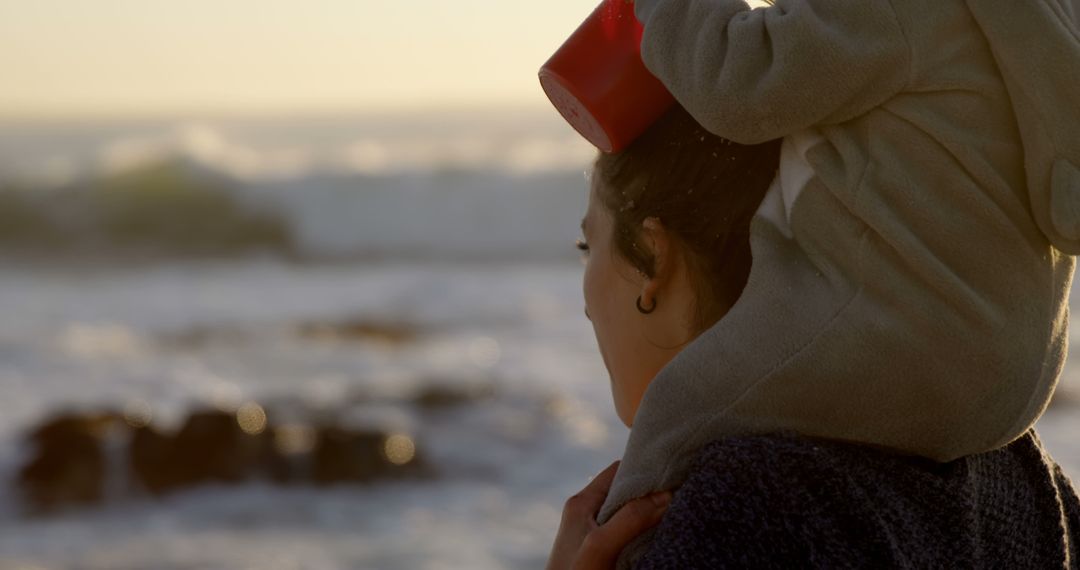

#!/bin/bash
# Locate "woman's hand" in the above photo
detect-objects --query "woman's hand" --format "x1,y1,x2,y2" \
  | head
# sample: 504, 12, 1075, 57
546, 460, 673, 570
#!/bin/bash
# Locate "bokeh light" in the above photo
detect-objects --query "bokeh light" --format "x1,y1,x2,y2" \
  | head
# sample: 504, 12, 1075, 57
383, 433, 416, 466
236, 402, 267, 435
123, 399, 153, 428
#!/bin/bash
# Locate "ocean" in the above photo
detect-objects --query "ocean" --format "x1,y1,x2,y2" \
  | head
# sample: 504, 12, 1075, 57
0, 110, 1076, 569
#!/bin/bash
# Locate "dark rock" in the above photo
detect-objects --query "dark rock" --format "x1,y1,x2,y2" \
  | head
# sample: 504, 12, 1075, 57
16, 412, 118, 513
296, 320, 419, 345
311, 424, 435, 485
168, 409, 273, 487
411, 383, 495, 410
262, 448, 306, 485
261, 424, 315, 484
312, 426, 390, 484
15, 399, 442, 513
129, 424, 180, 494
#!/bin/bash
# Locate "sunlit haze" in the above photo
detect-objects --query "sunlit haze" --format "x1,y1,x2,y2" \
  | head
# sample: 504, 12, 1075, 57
0, 0, 592, 118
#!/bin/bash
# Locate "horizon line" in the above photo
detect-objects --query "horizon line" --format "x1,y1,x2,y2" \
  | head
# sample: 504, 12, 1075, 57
0, 100, 559, 124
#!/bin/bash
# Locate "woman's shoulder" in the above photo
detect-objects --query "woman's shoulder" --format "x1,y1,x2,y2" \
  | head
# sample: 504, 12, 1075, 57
634, 430, 1080, 569
682, 430, 950, 488
632, 432, 908, 568
686, 430, 919, 474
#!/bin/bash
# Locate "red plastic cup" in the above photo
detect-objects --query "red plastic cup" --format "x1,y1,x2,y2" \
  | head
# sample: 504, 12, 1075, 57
538, 0, 675, 154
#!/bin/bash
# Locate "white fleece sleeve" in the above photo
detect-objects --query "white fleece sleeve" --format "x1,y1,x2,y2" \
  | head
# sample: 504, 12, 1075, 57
634, 0, 912, 144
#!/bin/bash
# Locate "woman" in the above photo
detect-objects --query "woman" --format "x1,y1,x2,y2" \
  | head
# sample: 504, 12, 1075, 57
546, 104, 1080, 569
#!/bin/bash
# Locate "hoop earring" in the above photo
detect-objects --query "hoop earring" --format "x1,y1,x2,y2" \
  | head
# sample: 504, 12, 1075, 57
636, 295, 657, 315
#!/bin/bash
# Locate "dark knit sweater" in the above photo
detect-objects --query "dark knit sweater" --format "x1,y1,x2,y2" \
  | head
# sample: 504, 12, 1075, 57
634, 429, 1080, 569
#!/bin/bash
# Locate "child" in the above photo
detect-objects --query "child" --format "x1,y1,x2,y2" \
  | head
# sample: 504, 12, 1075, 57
596, 0, 1080, 565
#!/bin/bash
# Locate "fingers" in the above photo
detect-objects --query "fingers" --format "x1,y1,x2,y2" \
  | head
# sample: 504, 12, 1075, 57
585, 460, 621, 495
600, 491, 672, 542
572, 491, 672, 569
563, 460, 621, 521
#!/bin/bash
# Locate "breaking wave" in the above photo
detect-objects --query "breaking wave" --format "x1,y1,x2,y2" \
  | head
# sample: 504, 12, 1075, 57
0, 111, 596, 261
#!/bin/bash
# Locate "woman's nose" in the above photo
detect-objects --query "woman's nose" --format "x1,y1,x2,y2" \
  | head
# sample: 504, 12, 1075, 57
584, 306, 591, 320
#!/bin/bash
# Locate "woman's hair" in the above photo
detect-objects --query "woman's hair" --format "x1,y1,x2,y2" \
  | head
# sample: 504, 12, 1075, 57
592, 103, 781, 333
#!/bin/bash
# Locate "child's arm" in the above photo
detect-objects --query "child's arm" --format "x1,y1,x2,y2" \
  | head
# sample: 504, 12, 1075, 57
634, 0, 911, 143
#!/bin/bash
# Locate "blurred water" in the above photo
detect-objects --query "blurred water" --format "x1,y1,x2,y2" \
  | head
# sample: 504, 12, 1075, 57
0, 256, 1077, 569
0, 258, 627, 569
0, 113, 621, 568
0, 111, 597, 262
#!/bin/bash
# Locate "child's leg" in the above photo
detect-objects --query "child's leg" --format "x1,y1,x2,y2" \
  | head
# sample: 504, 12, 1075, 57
633, 175, 1071, 465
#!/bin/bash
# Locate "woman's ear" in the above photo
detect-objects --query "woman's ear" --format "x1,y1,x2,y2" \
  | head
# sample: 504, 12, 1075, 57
639, 216, 673, 304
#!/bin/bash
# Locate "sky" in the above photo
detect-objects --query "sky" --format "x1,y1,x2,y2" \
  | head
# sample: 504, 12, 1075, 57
0, 0, 594, 118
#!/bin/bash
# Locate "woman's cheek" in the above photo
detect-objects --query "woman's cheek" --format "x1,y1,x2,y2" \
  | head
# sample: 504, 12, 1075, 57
582, 258, 603, 332
583, 257, 618, 365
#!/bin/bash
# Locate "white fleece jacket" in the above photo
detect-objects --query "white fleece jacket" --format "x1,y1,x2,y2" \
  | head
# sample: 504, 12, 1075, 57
598, 2, 1080, 567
